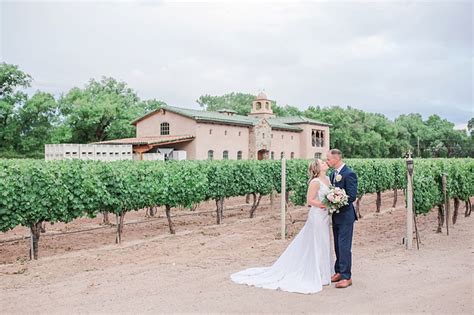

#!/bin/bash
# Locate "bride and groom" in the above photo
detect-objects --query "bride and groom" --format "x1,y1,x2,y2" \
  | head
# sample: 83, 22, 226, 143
231, 149, 358, 294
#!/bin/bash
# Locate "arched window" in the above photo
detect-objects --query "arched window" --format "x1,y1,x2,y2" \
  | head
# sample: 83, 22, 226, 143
290, 152, 295, 159
209, 129, 213, 135
256, 101, 262, 110
208, 150, 214, 160
281, 152, 285, 159
223, 150, 229, 160
237, 151, 242, 160
225, 130, 227, 136
160, 122, 170, 135
265, 102, 270, 110
271, 151, 274, 160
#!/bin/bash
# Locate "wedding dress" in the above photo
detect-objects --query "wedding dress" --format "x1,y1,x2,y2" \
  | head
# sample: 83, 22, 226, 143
231, 177, 334, 294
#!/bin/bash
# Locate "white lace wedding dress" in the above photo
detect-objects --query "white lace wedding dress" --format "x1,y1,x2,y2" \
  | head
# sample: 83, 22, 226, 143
230, 177, 334, 294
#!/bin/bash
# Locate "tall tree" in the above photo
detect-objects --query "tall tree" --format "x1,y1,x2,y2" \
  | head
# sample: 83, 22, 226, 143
0, 63, 32, 152
196, 92, 256, 115
59, 77, 142, 143
15, 91, 58, 154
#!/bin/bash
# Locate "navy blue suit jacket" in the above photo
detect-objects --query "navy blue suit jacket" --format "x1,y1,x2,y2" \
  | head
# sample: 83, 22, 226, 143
330, 165, 358, 225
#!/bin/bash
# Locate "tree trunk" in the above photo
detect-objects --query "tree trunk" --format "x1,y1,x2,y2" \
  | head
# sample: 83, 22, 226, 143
220, 198, 224, 220
146, 207, 156, 217
102, 211, 110, 224
270, 190, 274, 211
356, 195, 363, 219
465, 199, 472, 217
392, 189, 398, 208
250, 193, 263, 218
376, 191, 382, 213
453, 198, 460, 224
215, 199, 222, 224
29, 221, 43, 260
115, 212, 125, 244
40, 221, 46, 233
436, 204, 444, 233
165, 205, 175, 234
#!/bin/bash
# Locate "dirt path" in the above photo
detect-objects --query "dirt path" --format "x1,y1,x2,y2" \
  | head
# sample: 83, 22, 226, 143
0, 194, 472, 314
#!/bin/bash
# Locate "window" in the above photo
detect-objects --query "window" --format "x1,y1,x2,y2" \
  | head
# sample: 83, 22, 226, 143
271, 151, 274, 160
281, 152, 285, 159
271, 134, 273, 139
291, 152, 295, 159
160, 122, 170, 135
223, 150, 229, 160
225, 130, 227, 136
208, 150, 214, 160
311, 129, 325, 147
209, 129, 213, 135
265, 102, 270, 110
291, 135, 293, 140
237, 151, 242, 160
238, 131, 241, 136
281, 135, 284, 139
314, 152, 322, 159
256, 101, 262, 110
262, 133, 265, 139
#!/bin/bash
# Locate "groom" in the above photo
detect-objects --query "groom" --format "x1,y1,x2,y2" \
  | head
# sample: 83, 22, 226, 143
326, 149, 358, 289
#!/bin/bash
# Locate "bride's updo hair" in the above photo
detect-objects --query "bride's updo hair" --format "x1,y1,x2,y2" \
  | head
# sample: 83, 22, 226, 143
308, 159, 321, 183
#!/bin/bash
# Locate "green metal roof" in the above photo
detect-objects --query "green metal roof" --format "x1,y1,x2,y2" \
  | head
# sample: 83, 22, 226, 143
132, 105, 327, 131
271, 116, 332, 127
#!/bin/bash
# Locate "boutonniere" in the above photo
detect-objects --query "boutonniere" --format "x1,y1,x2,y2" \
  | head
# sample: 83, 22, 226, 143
335, 174, 342, 182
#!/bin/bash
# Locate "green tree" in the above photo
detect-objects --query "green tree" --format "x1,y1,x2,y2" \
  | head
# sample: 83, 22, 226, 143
467, 118, 473, 136
16, 91, 58, 154
59, 77, 142, 143
0, 63, 32, 152
196, 92, 256, 115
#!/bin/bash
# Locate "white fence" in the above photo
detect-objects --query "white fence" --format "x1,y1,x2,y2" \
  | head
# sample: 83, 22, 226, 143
45, 144, 133, 161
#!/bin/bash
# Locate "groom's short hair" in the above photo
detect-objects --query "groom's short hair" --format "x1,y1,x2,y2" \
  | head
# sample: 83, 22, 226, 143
330, 149, 343, 159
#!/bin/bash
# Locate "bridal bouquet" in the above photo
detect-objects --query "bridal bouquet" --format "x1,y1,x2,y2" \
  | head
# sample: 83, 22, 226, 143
323, 186, 349, 215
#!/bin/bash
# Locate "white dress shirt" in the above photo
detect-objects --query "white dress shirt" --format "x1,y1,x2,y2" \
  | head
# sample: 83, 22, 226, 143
335, 163, 345, 175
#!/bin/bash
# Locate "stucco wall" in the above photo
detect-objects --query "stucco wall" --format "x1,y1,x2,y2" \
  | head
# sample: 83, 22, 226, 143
194, 123, 250, 160
296, 124, 330, 159
267, 129, 301, 159
135, 109, 198, 158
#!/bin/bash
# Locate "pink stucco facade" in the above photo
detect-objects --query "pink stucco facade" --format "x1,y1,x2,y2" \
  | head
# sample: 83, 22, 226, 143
133, 94, 330, 160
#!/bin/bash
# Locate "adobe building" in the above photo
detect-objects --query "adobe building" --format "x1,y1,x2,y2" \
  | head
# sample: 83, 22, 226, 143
97, 92, 330, 160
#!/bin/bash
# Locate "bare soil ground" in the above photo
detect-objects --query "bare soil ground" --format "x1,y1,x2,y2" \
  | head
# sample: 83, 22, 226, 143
1, 192, 472, 314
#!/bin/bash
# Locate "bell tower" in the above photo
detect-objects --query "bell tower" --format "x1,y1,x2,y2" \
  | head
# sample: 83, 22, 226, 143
248, 92, 275, 119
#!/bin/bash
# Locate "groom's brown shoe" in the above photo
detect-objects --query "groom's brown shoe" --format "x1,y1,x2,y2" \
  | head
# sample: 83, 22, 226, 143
335, 279, 352, 289
331, 273, 342, 282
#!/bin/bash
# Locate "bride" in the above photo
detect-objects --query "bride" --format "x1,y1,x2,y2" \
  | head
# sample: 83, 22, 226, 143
230, 159, 333, 294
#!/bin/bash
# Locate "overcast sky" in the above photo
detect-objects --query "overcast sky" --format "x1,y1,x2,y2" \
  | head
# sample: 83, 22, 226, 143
1, 0, 472, 127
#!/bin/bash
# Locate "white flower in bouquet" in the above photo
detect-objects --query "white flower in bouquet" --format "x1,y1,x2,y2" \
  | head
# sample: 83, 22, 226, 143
322, 186, 349, 215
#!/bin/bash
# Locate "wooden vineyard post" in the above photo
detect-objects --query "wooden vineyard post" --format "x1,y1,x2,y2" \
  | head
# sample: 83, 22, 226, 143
405, 152, 414, 250
281, 158, 286, 240
442, 174, 449, 236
